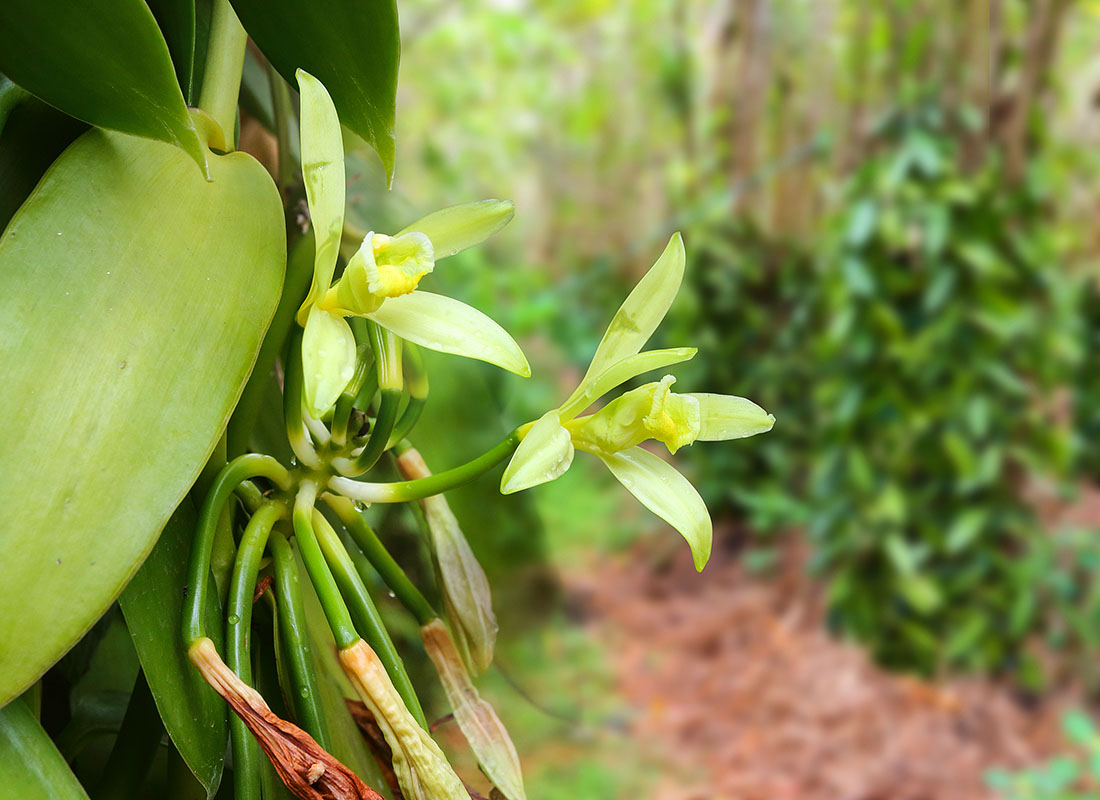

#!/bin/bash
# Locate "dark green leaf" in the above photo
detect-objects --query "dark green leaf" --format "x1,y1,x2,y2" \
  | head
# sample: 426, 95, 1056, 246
0, 697, 89, 798
230, 0, 399, 182
0, 0, 207, 172
119, 500, 228, 798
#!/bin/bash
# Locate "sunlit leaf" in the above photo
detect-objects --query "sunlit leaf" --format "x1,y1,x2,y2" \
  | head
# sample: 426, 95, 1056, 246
0, 126, 284, 706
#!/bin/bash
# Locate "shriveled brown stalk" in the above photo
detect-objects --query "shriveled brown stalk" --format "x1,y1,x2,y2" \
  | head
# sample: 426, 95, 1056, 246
189, 637, 383, 800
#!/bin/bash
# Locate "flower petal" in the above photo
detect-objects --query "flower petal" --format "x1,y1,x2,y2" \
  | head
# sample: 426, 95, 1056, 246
398, 200, 515, 258
558, 347, 697, 421
686, 393, 775, 440
500, 410, 574, 494
367, 292, 530, 377
578, 233, 685, 391
598, 446, 712, 571
296, 69, 345, 325
302, 307, 356, 418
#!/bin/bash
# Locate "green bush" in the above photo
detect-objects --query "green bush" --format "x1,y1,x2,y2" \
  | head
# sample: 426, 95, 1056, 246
810, 107, 1079, 674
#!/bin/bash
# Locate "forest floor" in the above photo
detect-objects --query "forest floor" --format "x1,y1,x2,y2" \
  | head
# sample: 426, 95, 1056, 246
557, 528, 1078, 800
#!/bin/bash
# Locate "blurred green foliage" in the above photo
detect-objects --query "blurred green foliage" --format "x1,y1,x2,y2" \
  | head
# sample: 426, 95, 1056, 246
676, 104, 1088, 678
810, 106, 1080, 674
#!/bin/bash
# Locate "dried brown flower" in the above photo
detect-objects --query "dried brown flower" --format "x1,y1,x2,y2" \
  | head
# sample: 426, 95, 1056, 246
188, 637, 383, 800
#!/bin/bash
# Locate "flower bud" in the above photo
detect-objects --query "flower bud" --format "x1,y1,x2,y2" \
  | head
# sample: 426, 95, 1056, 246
397, 447, 498, 675
339, 639, 468, 800
421, 619, 526, 800
571, 374, 701, 455
188, 637, 381, 800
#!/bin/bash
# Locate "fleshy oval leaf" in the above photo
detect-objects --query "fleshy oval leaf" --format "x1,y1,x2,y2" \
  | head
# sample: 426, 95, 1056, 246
0, 128, 284, 706
598, 447, 712, 571
0, 0, 207, 174
398, 200, 515, 259
296, 69, 346, 325
500, 410, 574, 495
367, 292, 530, 377
687, 393, 776, 441
579, 233, 686, 387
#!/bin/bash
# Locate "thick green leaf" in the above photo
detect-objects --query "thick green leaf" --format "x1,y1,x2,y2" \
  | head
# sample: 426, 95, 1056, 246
0, 125, 284, 706
231, 0, 399, 182
119, 499, 228, 798
0, 0, 207, 173
0, 698, 89, 798
146, 0, 198, 101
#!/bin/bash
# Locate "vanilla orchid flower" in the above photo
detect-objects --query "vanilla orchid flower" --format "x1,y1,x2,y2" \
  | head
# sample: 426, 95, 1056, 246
294, 70, 529, 418
499, 234, 775, 570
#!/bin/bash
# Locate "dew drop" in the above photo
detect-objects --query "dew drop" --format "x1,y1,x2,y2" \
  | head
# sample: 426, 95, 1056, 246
387, 591, 396, 599
227, 614, 241, 625
299, 688, 311, 698
353, 501, 367, 512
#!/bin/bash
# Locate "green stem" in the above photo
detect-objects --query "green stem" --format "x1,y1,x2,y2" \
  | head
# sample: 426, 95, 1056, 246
343, 389, 400, 475
311, 511, 428, 729
369, 321, 403, 392
196, 0, 247, 146
184, 454, 291, 645
226, 502, 285, 800
388, 396, 426, 448
229, 234, 315, 457
323, 494, 436, 626
332, 345, 373, 448
328, 430, 521, 503
268, 530, 330, 748
91, 671, 163, 800
268, 65, 296, 198
291, 482, 359, 649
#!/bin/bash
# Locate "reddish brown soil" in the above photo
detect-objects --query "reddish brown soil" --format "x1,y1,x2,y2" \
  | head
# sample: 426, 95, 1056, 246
564, 533, 1074, 800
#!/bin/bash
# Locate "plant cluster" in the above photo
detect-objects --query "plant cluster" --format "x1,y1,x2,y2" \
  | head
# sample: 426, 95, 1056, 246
0, 1, 774, 797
